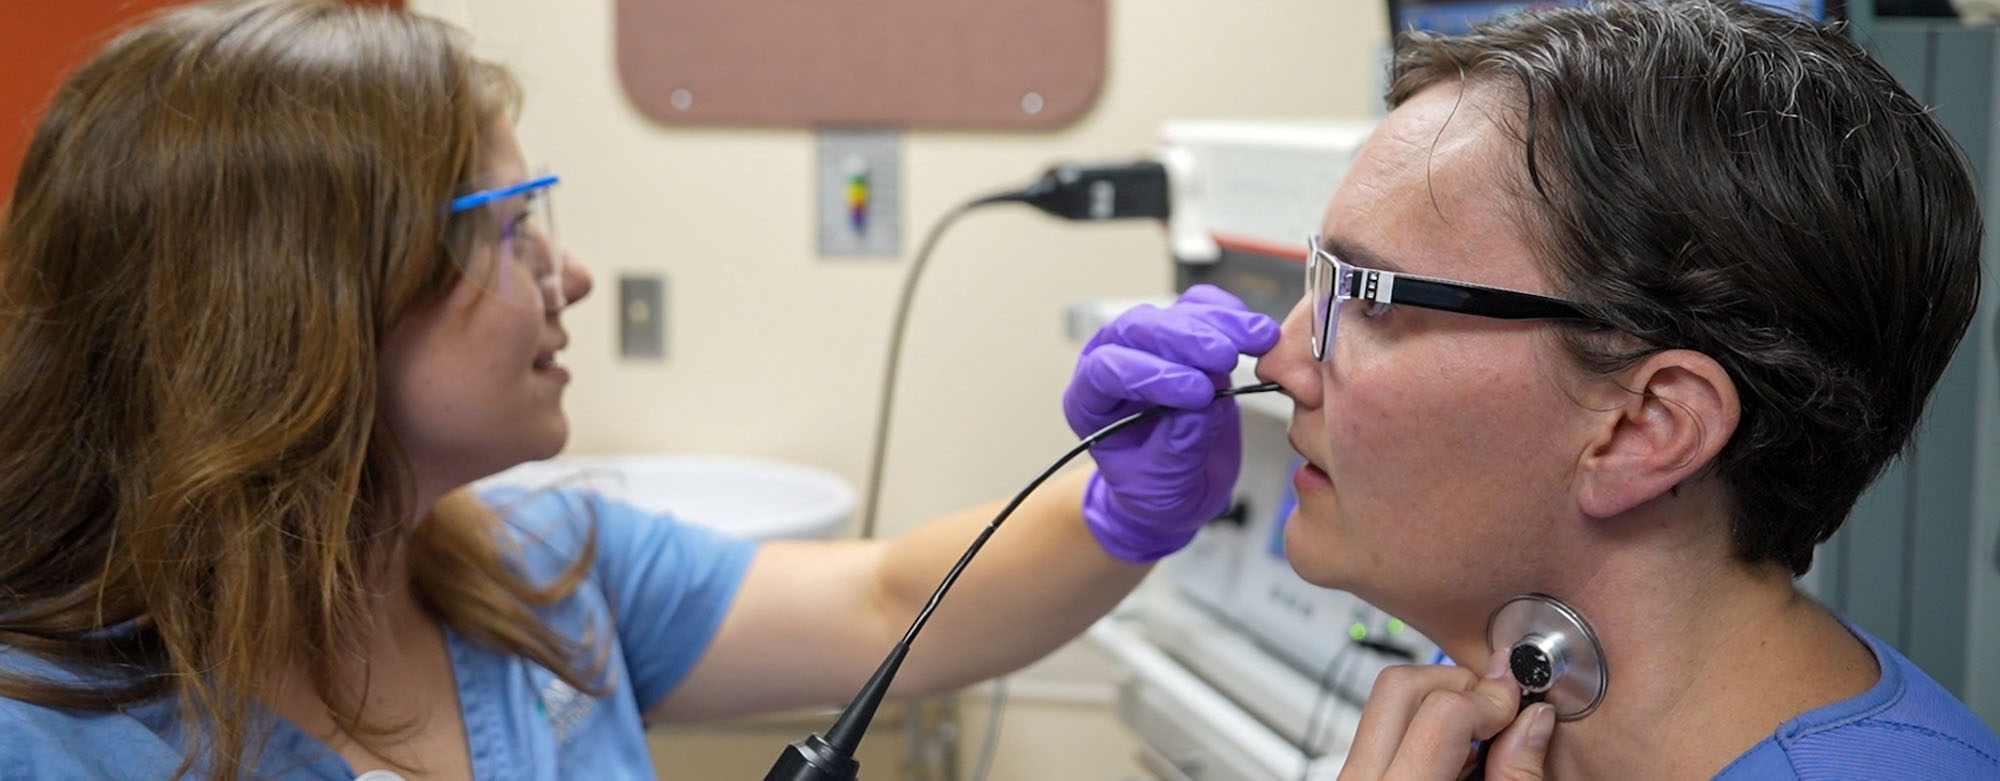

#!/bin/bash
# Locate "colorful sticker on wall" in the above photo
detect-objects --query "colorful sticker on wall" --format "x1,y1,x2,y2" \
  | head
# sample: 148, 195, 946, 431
845, 154, 870, 234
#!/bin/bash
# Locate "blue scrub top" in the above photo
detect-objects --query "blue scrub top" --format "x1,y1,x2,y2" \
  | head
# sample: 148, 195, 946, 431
1715, 619, 2000, 779
0, 488, 759, 779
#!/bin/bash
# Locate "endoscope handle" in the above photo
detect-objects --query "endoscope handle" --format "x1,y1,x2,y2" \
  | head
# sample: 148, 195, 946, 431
760, 642, 909, 781
1467, 689, 1546, 778
764, 735, 858, 781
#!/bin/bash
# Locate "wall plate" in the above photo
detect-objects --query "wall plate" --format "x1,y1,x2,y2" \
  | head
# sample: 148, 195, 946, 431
816, 129, 901, 257
619, 274, 666, 360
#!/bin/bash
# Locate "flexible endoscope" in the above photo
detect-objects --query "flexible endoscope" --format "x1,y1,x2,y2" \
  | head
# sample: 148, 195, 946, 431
763, 382, 1282, 781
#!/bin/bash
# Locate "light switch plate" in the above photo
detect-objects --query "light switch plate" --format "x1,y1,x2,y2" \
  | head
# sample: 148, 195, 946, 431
619, 274, 666, 360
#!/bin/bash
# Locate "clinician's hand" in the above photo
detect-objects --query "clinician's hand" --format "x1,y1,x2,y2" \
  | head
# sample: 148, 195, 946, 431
1062, 284, 1279, 562
1338, 654, 1555, 781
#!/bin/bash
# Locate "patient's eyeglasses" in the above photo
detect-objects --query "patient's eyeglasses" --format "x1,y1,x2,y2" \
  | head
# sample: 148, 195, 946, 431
1306, 234, 1604, 361
449, 173, 565, 310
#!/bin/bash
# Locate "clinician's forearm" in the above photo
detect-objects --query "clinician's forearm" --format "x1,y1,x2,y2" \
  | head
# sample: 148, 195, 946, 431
872, 467, 1147, 698
643, 469, 1139, 724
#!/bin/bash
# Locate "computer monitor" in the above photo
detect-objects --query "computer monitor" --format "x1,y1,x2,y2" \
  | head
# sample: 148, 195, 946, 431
1386, 0, 1843, 37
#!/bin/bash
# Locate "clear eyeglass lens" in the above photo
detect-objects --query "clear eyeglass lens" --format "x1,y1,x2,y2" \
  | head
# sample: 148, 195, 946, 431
1307, 237, 1337, 361
499, 191, 564, 309
1307, 241, 1321, 359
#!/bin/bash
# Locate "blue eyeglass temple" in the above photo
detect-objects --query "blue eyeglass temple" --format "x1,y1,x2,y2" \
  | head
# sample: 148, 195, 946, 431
449, 174, 560, 213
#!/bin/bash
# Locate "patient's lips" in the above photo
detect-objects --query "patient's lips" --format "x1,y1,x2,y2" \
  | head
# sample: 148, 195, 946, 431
1287, 432, 1333, 494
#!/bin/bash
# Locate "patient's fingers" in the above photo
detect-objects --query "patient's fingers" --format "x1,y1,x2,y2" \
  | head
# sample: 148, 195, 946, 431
1337, 652, 1522, 781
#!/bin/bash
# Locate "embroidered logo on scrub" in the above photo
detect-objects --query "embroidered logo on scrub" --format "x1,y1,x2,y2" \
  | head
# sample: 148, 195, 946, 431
536, 677, 594, 743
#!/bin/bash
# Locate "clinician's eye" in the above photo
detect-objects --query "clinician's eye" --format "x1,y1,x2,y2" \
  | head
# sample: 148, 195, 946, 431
501, 211, 531, 242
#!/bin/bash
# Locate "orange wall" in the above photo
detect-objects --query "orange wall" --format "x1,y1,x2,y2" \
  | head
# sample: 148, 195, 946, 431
0, 0, 402, 203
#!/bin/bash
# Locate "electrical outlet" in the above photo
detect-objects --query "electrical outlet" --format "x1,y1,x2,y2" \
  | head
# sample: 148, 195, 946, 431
619, 274, 665, 360
816, 129, 902, 257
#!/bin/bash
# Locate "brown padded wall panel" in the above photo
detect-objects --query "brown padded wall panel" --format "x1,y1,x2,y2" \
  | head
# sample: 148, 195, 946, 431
616, 0, 1107, 130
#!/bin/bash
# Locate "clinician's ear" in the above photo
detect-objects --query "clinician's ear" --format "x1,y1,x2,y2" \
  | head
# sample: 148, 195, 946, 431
1575, 349, 1740, 518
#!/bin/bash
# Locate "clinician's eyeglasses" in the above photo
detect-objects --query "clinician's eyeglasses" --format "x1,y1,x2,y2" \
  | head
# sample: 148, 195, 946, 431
449, 173, 565, 310
1306, 235, 1603, 361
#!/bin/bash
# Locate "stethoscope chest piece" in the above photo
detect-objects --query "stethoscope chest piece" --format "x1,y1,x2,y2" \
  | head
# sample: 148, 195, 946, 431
1486, 593, 1608, 721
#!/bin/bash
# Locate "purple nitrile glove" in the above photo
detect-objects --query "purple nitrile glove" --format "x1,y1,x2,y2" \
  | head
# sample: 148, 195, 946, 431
1063, 285, 1281, 562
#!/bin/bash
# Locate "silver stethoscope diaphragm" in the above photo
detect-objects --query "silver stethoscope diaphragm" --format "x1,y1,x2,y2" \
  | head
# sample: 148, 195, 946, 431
1485, 593, 1608, 721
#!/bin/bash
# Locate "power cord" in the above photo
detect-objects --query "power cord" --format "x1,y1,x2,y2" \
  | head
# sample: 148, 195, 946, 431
1297, 642, 1356, 781
1296, 637, 1417, 781
857, 191, 1022, 541
857, 159, 1173, 540
968, 676, 1008, 781
839, 160, 1174, 781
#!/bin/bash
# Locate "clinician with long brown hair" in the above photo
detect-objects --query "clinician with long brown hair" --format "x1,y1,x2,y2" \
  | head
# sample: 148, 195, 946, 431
0, 1, 1281, 778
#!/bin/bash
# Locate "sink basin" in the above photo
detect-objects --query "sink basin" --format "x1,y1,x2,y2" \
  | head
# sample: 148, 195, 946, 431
476, 454, 855, 541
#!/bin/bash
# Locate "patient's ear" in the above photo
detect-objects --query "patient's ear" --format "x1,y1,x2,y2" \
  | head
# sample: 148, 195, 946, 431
1575, 349, 1740, 518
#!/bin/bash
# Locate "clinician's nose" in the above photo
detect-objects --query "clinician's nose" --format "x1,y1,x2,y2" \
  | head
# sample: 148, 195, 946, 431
558, 249, 593, 308
1254, 296, 1322, 409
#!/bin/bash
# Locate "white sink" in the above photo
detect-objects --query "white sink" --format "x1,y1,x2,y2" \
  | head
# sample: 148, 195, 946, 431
476, 454, 855, 541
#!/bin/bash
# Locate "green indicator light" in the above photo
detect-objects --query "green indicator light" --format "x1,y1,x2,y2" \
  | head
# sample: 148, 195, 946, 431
1349, 622, 1368, 642
1388, 618, 1406, 635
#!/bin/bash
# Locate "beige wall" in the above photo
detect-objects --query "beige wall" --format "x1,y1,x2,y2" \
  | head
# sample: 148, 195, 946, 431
413, 0, 1384, 777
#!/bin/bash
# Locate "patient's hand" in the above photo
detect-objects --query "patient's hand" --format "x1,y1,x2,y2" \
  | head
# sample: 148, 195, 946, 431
1338, 652, 1554, 781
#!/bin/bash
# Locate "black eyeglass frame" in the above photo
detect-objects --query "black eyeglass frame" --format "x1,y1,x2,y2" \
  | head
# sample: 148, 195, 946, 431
1307, 235, 1605, 361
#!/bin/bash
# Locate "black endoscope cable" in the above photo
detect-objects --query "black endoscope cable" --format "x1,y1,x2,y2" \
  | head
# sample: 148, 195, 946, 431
896, 380, 1280, 649
848, 190, 1023, 781
765, 381, 1282, 780
821, 159, 1185, 780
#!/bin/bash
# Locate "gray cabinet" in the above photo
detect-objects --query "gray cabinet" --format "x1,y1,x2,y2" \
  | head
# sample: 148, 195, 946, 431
1818, 15, 2000, 730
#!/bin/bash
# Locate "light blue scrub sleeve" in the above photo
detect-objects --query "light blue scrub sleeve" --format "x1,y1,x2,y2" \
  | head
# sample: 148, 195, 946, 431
485, 487, 759, 712
587, 493, 759, 709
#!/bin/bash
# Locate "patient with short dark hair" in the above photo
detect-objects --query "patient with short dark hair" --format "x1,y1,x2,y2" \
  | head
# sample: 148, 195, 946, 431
1254, 1, 2000, 777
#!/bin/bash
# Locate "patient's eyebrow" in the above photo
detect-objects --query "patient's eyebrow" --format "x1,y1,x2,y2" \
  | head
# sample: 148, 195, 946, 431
1319, 234, 1405, 274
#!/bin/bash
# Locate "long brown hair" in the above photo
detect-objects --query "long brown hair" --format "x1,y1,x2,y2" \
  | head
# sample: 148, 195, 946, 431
0, 1, 599, 777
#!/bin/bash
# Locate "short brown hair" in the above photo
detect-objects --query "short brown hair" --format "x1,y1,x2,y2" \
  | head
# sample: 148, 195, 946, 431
1388, 0, 1982, 574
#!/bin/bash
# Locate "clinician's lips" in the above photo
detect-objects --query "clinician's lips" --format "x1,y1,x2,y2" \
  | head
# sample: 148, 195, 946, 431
533, 358, 570, 385
533, 334, 570, 380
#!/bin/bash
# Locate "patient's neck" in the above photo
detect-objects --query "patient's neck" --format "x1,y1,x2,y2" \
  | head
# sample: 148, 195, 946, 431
1438, 527, 1877, 778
